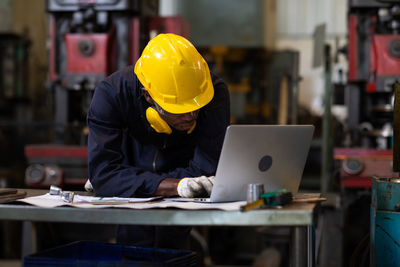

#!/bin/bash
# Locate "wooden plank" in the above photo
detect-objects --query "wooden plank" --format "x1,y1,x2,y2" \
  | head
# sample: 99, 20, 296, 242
0, 191, 27, 204
0, 188, 17, 196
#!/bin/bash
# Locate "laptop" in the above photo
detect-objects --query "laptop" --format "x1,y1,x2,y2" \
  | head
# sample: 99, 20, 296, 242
201, 124, 314, 202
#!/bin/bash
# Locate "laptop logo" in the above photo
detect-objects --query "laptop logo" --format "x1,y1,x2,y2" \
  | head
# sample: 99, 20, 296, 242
259, 155, 273, 172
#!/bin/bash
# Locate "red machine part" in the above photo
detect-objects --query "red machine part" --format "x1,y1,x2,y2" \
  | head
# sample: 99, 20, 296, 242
25, 145, 88, 158
334, 148, 396, 189
25, 145, 88, 188
65, 33, 114, 74
370, 35, 400, 77
129, 17, 140, 66
367, 34, 400, 92
49, 16, 58, 82
348, 14, 358, 82
148, 16, 190, 39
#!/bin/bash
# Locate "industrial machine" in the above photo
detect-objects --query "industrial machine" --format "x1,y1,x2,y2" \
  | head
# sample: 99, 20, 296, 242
369, 63, 400, 266
370, 177, 400, 266
330, 1, 400, 265
47, 0, 158, 144
24, 0, 159, 188
0, 33, 30, 188
346, 0, 399, 148
198, 47, 300, 126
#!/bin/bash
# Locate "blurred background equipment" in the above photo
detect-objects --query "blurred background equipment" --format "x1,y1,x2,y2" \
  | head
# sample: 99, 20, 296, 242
46, 0, 158, 144
0, 32, 30, 189
0, 33, 29, 99
370, 177, 400, 267
369, 67, 400, 267
327, 0, 400, 266
346, 0, 399, 148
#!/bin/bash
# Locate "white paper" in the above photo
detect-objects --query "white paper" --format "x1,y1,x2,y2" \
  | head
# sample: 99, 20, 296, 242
19, 194, 66, 208
72, 194, 162, 203
17, 194, 246, 211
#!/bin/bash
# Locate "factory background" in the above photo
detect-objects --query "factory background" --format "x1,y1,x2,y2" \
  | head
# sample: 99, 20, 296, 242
0, 0, 398, 266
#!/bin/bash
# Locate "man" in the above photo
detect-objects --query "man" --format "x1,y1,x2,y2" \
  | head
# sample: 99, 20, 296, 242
87, 33, 230, 249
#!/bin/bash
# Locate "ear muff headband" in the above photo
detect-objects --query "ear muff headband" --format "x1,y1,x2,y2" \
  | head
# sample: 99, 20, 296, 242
145, 107, 197, 135
187, 121, 196, 134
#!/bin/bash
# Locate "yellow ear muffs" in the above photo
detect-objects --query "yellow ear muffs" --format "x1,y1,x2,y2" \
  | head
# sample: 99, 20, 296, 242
146, 107, 172, 134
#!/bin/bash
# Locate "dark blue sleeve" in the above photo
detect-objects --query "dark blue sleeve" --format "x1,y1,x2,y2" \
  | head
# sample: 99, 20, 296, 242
159, 75, 231, 179
87, 80, 165, 197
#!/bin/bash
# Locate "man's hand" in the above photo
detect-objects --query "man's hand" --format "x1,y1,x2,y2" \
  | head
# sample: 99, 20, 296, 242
177, 176, 215, 198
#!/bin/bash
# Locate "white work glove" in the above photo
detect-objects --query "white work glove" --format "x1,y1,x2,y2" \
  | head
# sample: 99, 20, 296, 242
84, 179, 93, 192
177, 176, 215, 198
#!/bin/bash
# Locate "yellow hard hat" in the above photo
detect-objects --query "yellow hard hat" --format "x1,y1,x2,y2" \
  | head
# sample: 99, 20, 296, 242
134, 33, 214, 114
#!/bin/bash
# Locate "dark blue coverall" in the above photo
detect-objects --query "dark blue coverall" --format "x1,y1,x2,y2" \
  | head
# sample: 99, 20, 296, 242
87, 65, 230, 249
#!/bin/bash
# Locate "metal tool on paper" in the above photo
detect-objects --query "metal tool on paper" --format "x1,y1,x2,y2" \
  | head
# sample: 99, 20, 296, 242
49, 185, 75, 203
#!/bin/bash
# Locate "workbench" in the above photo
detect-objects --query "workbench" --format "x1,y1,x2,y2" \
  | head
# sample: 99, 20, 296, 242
0, 189, 318, 267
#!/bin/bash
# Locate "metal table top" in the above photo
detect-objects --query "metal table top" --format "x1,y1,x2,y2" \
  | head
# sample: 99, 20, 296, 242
0, 189, 316, 226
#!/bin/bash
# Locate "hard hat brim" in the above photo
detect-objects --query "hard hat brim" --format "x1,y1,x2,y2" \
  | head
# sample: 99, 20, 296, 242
153, 81, 214, 114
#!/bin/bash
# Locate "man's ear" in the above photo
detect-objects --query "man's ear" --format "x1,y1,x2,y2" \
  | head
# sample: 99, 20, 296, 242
142, 89, 154, 105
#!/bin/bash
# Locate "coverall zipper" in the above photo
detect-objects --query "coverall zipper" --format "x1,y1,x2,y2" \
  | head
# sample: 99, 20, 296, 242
152, 138, 167, 173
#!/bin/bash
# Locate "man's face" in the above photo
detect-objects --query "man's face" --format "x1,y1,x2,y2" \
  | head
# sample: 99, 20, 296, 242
155, 103, 199, 132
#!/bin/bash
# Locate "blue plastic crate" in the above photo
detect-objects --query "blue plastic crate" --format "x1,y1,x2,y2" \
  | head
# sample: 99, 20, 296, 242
24, 240, 197, 267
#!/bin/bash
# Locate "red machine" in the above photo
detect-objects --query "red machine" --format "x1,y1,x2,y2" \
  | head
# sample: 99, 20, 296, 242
46, 1, 152, 141
346, 1, 400, 147
334, 148, 396, 188
349, 14, 400, 92
329, 2, 400, 265
64, 33, 115, 86
367, 34, 400, 92
342, 0, 400, 183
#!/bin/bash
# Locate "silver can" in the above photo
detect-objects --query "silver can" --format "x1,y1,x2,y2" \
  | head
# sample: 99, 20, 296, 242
247, 183, 265, 203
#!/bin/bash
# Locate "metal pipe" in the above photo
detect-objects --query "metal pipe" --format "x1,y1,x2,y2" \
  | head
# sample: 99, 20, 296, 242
321, 44, 333, 193
307, 225, 314, 267
291, 226, 307, 267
